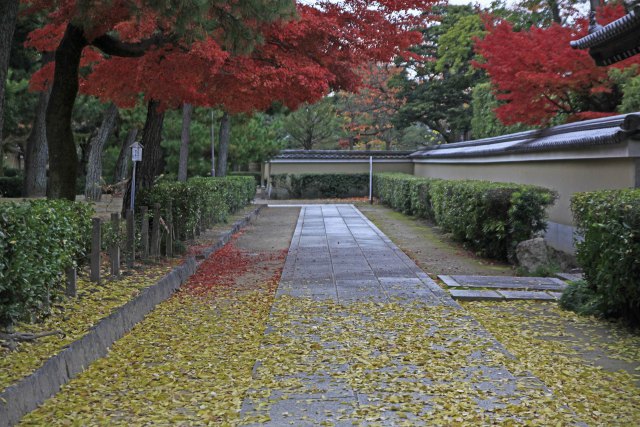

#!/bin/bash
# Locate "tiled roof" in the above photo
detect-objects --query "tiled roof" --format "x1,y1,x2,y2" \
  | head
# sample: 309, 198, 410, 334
273, 150, 414, 160
411, 113, 640, 160
570, 7, 640, 66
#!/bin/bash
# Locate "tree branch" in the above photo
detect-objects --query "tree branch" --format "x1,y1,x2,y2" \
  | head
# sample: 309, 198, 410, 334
91, 33, 177, 57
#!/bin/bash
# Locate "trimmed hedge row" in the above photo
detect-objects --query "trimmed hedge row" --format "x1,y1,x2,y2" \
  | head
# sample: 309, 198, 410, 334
229, 171, 261, 186
563, 189, 640, 323
270, 173, 370, 199
139, 176, 255, 241
0, 200, 93, 327
374, 173, 557, 260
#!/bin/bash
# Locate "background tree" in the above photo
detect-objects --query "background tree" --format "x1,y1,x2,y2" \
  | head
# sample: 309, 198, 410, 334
395, 5, 486, 142
0, 0, 20, 174
84, 102, 118, 201
283, 100, 344, 150
337, 64, 406, 150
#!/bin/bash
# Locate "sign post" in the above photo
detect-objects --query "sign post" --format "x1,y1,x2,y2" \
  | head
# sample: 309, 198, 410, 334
210, 110, 216, 177
369, 155, 373, 204
130, 141, 143, 211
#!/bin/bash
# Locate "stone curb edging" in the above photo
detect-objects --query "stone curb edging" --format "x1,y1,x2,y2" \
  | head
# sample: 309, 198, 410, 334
0, 204, 265, 427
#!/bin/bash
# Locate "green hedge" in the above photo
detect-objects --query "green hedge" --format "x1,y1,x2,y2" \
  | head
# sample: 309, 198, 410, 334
0, 176, 23, 197
374, 173, 556, 260
565, 189, 640, 323
0, 200, 92, 328
139, 176, 255, 241
229, 171, 261, 186
270, 174, 370, 199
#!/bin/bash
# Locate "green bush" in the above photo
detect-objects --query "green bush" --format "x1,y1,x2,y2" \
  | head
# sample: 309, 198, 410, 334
270, 174, 370, 199
373, 173, 417, 214
430, 180, 555, 260
569, 189, 640, 323
374, 173, 556, 260
0, 200, 92, 328
0, 176, 23, 197
139, 176, 255, 241
229, 171, 261, 186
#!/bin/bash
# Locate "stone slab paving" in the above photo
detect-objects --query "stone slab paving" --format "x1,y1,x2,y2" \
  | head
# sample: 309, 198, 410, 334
499, 290, 557, 301
240, 205, 582, 425
449, 289, 505, 301
556, 272, 584, 282
440, 275, 567, 291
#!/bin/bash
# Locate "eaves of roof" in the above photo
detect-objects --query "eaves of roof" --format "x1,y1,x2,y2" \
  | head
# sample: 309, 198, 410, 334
570, 7, 640, 66
410, 113, 640, 160
273, 150, 414, 160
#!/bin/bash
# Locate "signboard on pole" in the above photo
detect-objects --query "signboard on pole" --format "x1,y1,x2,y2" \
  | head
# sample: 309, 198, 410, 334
130, 142, 143, 211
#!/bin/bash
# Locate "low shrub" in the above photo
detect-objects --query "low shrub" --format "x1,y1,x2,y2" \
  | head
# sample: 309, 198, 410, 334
373, 173, 418, 214
0, 200, 93, 328
270, 174, 370, 199
430, 180, 555, 260
570, 189, 640, 324
229, 171, 261, 186
139, 176, 255, 241
374, 173, 556, 260
0, 176, 23, 197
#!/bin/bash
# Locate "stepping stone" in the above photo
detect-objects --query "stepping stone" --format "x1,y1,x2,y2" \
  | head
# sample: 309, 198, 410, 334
449, 289, 504, 301
498, 290, 556, 301
555, 272, 584, 282
548, 291, 564, 300
440, 275, 566, 291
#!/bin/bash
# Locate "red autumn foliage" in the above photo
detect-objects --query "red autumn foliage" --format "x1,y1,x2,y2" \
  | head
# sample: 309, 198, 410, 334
27, 1, 440, 112
183, 237, 286, 298
338, 63, 406, 148
474, 4, 640, 126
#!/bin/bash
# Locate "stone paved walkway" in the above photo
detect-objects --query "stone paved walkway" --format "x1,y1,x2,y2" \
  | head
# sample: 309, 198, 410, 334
240, 205, 581, 425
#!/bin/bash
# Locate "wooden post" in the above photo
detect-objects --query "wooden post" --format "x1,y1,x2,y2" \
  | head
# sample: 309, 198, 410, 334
126, 209, 135, 268
90, 217, 101, 283
65, 267, 77, 297
166, 200, 173, 258
151, 203, 161, 257
110, 213, 121, 277
141, 206, 149, 259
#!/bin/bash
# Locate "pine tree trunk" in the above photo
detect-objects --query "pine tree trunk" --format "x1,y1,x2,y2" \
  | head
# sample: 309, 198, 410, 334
178, 103, 192, 182
23, 86, 51, 197
216, 112, 230, 177
0, 0, 20, 175
84, 103, 118, 201
114, 128, 138, 184
123, 100, 165, 212
46, 24, 88, 200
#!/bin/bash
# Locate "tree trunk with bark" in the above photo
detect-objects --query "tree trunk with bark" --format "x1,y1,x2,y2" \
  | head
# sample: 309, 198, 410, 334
178, 103, 192, 182
84, 103, 118, 201
216, 112, 230, 177
46, 24, 88, 200
23, 87, 52, 197
123, 100, 165, 213
114, 128, 138, 184
0, 0, 20, 176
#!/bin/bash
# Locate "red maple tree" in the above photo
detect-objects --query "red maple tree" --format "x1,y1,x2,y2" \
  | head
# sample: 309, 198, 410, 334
338, 63, 406, 150
474, 4, 640, 126
26, 0, 441, 198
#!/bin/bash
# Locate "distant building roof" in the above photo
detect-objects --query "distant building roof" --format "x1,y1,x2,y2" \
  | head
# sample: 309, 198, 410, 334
272, 150, 414, 160
570, 7, 640, 66
411, 113, 640, 160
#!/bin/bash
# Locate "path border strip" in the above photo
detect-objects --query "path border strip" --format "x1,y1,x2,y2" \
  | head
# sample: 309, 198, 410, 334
0, 205, 265, 427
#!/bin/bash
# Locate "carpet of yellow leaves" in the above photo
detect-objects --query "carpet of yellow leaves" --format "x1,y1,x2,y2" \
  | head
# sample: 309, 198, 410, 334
20, 280, 278, 426
463, 300, 640, 426
1, 263, 176, 392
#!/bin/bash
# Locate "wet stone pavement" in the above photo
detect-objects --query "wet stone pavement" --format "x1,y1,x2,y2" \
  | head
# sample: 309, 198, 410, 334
240, 205, 581, 425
